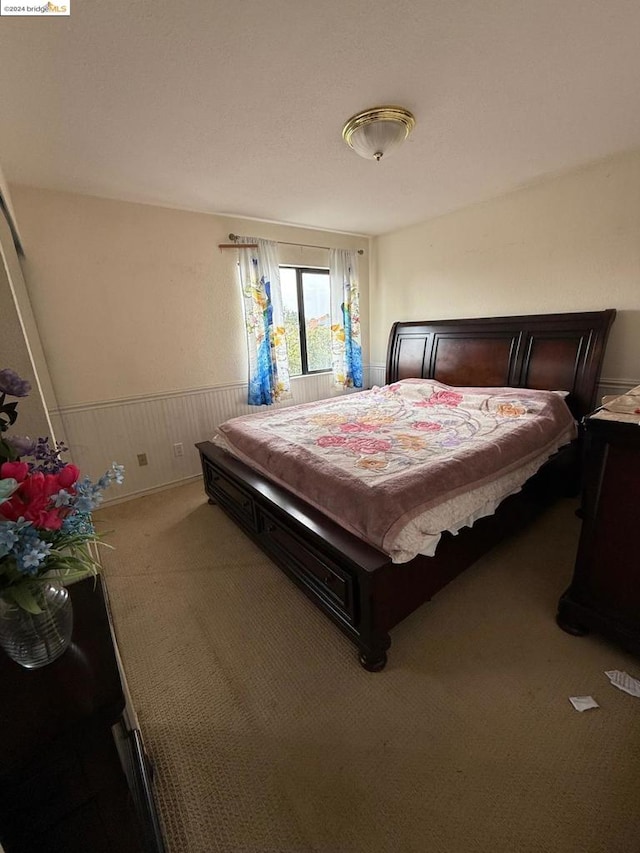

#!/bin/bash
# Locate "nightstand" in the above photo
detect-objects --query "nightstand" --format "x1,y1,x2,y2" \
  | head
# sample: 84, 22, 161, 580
557, 386, 640, 653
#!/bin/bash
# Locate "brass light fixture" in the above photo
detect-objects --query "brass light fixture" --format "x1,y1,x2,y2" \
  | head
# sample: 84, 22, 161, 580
342, 105, 416, 162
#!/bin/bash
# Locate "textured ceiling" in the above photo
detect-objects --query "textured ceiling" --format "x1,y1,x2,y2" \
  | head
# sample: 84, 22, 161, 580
1, 0, 640, 235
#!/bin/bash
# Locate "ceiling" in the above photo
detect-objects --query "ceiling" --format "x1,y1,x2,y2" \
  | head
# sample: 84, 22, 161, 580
1, 0, 640, 236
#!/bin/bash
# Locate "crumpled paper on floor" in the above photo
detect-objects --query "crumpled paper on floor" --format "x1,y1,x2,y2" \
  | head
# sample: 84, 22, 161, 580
605, 670, 640, 697
569, 696, 599, 712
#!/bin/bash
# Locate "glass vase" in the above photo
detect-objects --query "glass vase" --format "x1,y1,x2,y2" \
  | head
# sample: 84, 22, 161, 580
0, 580, 73, 669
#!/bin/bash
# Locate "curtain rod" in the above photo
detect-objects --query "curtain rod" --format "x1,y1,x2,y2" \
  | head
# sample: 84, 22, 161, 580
220, 233, 364, 255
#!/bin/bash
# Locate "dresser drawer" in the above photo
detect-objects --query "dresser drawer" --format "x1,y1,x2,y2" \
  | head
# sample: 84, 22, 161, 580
259, 510, 355, 621
202, 458, 259, 532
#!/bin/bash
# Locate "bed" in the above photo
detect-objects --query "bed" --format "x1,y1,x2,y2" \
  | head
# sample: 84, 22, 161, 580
197, 309, 615, 670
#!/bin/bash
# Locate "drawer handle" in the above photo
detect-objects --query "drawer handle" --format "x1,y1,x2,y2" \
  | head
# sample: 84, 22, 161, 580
242, 500, 251, 511
323, 575, 334, 587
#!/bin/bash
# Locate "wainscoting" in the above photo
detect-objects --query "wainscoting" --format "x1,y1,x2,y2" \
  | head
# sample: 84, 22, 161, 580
51, 370, 373, 504
597, 378, 640, 399
50, 368, 637, 506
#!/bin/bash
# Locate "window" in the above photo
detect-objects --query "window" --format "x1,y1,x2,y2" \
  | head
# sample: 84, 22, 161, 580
280, 266, 331, 375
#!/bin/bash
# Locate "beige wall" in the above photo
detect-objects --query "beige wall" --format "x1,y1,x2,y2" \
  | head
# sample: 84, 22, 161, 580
372, 149, 640, 385
11, 186, 370, 407
8, 186, 370, 497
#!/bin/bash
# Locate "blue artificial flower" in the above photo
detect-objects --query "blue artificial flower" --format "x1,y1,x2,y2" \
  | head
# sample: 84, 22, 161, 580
0, 522, 20, 558
18, 538, 53, 573
0, 519, 51, 573
97, 462, 125, 490
111, 462, 125, 484
51, 489, 74, 508
0, 517, 30, 555
72, 475, 104, 513
62, 512, 95, 537
97, 473, 111, 490
70, 463, 124, 516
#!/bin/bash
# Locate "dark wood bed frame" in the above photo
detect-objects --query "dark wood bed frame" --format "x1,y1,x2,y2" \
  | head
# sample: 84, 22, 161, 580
197, 309, 616, 670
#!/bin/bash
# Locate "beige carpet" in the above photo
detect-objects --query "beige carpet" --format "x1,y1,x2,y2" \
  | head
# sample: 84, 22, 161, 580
95, 481, 640, 853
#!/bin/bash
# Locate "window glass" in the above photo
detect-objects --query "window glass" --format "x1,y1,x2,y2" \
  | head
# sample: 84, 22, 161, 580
279, 266, 331, 376
302, 272, 331, 372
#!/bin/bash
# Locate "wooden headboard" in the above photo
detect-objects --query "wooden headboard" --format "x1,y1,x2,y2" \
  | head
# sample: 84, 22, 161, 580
386, 309, 616, 421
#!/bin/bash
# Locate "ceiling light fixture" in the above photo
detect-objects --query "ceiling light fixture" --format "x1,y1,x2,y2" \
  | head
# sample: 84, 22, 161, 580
342, 105, 416, 162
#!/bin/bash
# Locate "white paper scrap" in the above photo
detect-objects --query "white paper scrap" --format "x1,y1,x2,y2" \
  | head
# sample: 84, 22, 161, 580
569, 696, 599, 712
605, 670, 640, 697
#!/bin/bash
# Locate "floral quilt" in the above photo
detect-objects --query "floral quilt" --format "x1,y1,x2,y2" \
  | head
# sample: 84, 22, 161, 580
214, 380, 576, 561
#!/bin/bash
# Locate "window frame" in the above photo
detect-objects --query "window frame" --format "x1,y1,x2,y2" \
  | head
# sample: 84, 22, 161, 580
280, 265, 331, 376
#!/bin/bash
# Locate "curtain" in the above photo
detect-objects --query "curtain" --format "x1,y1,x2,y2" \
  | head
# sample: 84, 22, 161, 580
237, 237, 291, 405
329, 248, 363, 390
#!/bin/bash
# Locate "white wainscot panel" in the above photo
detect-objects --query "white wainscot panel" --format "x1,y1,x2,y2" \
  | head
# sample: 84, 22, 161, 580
52, 370, 375, 504
369, 364, 387, 388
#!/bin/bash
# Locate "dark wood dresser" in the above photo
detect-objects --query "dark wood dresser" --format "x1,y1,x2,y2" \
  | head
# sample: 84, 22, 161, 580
0, 576, 165, 853
557, 388, 640, 654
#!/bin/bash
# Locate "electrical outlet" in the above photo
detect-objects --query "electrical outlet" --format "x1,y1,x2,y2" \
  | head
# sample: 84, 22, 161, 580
173, 442, 184, 458
137, 453, 148, 466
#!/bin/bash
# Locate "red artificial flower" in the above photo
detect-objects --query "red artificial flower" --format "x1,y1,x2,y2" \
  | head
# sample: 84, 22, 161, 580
0, 461, 29, 482
57, 464, 80, 488
0, 465, 79, 530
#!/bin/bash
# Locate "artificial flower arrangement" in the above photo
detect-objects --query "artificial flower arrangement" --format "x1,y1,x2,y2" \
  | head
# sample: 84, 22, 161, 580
0, 367, 124, 614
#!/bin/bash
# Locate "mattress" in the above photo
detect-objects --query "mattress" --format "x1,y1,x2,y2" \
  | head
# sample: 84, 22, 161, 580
213, 380, 577, 562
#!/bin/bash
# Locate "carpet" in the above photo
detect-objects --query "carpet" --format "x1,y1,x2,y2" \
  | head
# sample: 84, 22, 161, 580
96, 481, 640, 853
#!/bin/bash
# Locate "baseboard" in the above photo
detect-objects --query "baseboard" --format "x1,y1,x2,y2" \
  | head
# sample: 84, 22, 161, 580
99, 474, 202, 507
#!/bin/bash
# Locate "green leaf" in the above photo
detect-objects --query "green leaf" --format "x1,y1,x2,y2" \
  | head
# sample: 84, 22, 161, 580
7, 584, 43, 614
